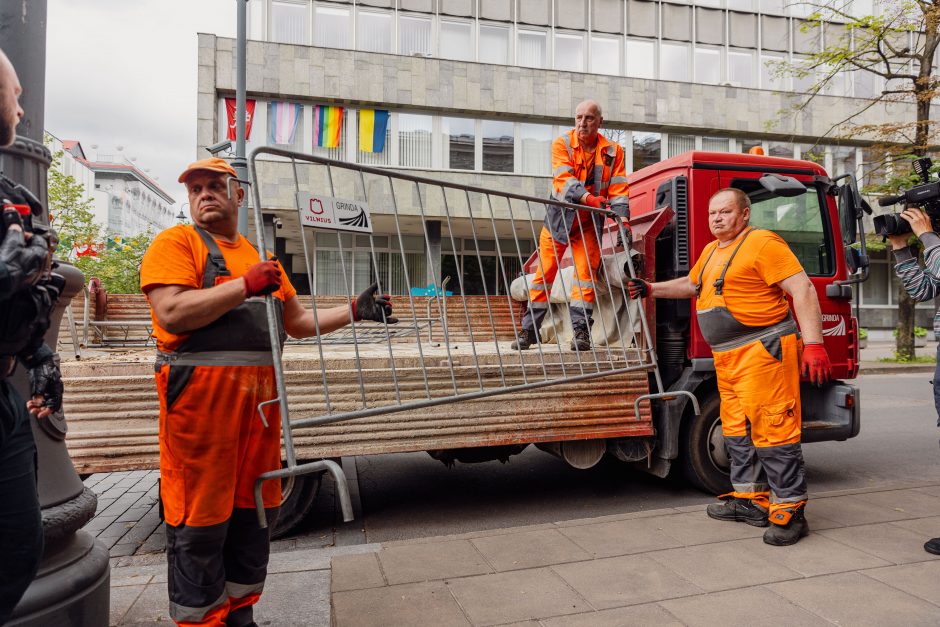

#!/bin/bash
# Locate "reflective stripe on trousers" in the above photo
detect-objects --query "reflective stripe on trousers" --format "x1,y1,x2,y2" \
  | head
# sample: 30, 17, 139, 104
713, 332, 808, 514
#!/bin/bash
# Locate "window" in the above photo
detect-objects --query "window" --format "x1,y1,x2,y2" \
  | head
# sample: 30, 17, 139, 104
667, 134, 695, 158
660, 42, 691, 82
440, 21, 473, 61
626, 39, 656, 79
518, 30, 547, 68
590, 36, 620, 75
728, 50, 755, 87
479, 24, 510, 64
853, 69, 880, 99
740, 139, 762, 153
746, 186, 832, 275
702, 136, 729, 151
482, 120, 514, 172
271, 1, 309, 44
314, 5, 351, 49
357, 11, 392, 53
760, 54, 786, 90
400, 15, 432, 56
442, 117, 475, 170
398, 113, 432, 168
767, 142, 794, 158
798, 143, 826, 165
695, 47, 721, 84
555, 33, 584, 72
520, 124, 553, 175
727, 0, 754, 9
633, 132, 661, 171
793, 55, 816, 93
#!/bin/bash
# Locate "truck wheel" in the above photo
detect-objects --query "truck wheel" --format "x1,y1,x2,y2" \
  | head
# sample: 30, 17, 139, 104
680, 393, 733, 495
270, 469, 323, 540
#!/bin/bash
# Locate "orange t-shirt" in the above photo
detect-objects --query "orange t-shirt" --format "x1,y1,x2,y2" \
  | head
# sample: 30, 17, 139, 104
139, 225, 296, 352
688, 228, 804, 328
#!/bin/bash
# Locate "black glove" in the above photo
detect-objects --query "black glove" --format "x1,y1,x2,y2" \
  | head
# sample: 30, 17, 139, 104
0, 220, 48, 292
27, 348, 63, 413
353, 282, 398, 324
626, 278, 650, 299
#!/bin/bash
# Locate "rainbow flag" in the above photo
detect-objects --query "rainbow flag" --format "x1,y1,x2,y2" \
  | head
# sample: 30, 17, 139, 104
314, 105, 344, 148
269, 102, 302, 145
358, 109, 390, 153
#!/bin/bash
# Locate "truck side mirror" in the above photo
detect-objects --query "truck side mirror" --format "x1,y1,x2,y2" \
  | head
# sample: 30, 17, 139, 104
844, 245, 861, 273
839, 184, 859, 245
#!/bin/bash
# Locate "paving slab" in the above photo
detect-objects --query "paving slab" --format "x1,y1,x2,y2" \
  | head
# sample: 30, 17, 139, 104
660, 586, 830, 627
862, 560, 940, 606
120, 582, 173, 625
377, 539, 492, 585
817, 521, 940, 565
851, 487, 940, 518
333, 581, 470, 627
445, 567, 591, 626
806, 494, 914, 527
331, 552, 387, 592
552, 553, 702, 609
557, 516, 684, 558
648, 542, 804, 592
724, 533, 893, 577
540, 603, 684, 627
109, 584, 145, 626
649, 510, 766, 545
767, 571, 940, 626
889, 514, 940, 538
254, 570, 330, 626
469, 528, 591, 571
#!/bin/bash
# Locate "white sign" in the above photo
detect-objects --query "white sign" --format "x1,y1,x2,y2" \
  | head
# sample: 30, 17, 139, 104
296, 193, 373, 234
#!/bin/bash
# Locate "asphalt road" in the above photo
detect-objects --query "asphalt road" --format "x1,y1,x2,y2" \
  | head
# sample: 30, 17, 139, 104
289, 373, 940, 547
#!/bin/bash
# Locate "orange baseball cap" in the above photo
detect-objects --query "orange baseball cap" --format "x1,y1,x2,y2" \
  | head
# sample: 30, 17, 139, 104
177, 157, 237, 183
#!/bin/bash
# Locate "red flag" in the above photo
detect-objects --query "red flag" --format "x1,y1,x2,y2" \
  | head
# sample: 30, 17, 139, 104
225, 98, 255, 141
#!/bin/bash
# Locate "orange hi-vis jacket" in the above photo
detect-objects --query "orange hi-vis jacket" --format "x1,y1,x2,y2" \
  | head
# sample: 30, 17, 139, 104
546, 128, 629, 245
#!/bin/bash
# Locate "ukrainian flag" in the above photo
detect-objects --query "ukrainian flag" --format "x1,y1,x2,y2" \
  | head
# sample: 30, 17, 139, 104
359, 109, 390, 153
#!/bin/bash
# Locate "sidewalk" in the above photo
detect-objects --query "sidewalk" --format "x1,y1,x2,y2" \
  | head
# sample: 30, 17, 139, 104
105, 482, 940, 626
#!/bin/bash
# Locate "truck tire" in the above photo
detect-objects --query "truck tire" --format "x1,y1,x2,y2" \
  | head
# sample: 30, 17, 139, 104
680, 392, 733, 495
270, 469, 323, 540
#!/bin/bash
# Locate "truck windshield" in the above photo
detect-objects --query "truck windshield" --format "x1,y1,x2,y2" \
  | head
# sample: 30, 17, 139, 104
746, 187, 833, 276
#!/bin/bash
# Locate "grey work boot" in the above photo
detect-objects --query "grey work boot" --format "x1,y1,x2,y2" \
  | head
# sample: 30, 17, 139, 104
570, 326, 591, 351
763, 508, 809, 546
511, 328, 538, 350
706, 497, 769, 527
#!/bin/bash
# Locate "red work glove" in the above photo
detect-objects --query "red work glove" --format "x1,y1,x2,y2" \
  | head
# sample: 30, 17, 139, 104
242, 260, 281, 297
583, 194, 607, 209
801, 342, 832, 386
626, 278, 650, 299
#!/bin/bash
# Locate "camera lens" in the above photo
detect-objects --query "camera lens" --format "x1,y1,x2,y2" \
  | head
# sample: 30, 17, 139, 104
874, 213, 913, 237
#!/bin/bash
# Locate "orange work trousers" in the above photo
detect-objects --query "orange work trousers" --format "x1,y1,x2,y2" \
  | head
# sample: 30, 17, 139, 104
528, 220, 601, 324
713, 333, 808, 519
156, 363, 282, 626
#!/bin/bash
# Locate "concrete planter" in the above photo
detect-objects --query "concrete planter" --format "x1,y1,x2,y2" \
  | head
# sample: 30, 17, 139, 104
858, 338, 867, 349
916, 335, 927, 348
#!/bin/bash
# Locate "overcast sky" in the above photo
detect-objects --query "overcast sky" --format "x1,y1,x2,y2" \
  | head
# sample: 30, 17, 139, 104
45, 0, 236, 208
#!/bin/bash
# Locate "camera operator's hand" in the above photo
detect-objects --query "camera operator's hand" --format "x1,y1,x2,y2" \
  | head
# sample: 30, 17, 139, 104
0, 218, 48, 291
901, 207, 933, 238
26, 351, 62, 419
886, 232, 912, 250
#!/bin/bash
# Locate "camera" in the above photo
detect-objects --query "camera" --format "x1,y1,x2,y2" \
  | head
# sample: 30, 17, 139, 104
0, 178, 44, 241
874, 157, 940, 236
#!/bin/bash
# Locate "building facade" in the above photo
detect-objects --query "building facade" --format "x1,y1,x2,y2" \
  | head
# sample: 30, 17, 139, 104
196, 0, 935, 330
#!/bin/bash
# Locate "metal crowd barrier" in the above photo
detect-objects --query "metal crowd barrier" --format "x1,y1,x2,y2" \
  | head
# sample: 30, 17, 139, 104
246, 147, 698, 526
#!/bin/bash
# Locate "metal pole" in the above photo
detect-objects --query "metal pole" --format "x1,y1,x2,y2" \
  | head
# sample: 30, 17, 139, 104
234, 0, 249, 236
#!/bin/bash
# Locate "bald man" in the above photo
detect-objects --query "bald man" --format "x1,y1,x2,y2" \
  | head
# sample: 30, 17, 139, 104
0, 47, 60, 623
513, 100, 630, 352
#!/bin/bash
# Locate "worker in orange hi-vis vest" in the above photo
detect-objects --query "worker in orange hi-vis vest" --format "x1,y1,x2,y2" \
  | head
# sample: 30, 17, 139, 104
139, 158, 397, 627
512, 99, 629, 353
626, 188, 832, 547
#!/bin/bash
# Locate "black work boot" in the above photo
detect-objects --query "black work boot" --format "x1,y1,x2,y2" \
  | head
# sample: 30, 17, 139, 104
924, 537, 940, 555
706, 497, 769, 527
570, 326, 591, 351
763, 508, 809, 546
511, 328, 537, 350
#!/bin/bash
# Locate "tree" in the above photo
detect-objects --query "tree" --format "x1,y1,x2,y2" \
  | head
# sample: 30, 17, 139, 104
775, 1, 940, 361
47, 147, 100, 256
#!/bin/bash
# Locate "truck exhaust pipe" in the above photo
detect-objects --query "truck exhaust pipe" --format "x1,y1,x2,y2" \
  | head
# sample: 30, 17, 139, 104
536, 439, 607, 469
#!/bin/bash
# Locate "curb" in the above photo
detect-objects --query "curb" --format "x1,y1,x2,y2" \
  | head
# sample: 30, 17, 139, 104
859, 363, 936, 375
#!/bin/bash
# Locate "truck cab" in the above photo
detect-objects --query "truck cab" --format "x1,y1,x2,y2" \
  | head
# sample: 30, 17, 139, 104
627, 151, 863, 494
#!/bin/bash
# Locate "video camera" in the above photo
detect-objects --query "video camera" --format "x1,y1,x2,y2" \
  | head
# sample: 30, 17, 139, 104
874, 157, 940, 237
0, 175, 45, 240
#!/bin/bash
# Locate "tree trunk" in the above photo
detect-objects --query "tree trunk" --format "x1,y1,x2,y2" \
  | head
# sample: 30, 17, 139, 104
896, 285, 916, 361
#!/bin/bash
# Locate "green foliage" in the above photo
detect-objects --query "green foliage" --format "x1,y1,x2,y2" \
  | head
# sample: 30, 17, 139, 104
879, 353, 937, 363
892, 325, 928, 338
859, 327, 869, 339
73, 232, 152, 294
46, 146, 100, 254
